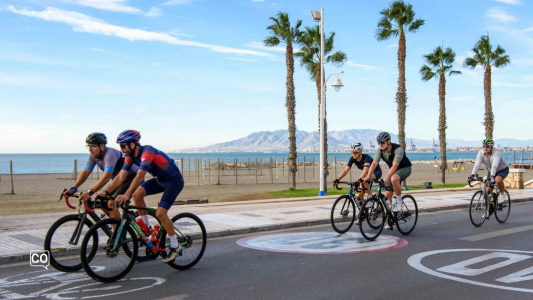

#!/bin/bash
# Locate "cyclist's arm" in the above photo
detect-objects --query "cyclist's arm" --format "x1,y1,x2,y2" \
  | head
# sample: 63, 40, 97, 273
123, 169, 147, 198
385, 161, 400, 180
491, 152, 502, 177
471, 150, 483, 176
337, 166, 351, 180
89, 171, 113, 192
360, 166, 370, 179
73, 168, 91, 190
105, 169, 128, 194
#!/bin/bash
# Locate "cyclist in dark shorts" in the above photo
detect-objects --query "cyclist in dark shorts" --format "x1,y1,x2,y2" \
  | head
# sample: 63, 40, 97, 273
60, 132, 138, 219
364, 132, 412, 214
333, 142, 382, 201
108, 130, 185, 263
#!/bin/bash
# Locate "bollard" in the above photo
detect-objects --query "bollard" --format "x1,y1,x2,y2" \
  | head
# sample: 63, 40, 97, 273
255, 158, 258, 184
334, 157, 337, 179
10, 160, 14, 194
197, 158, 200, 186
260, 158, 263, 176
282, 157, 284, 177
313, 157, 315, 180
297, 157, 300, 178
303, 156, 306, 183
235, 158, 238, 184
270, 157, 273, 184
188, 158, 191, 182
248, 158, 250, 175
521, 150, 525, 168
217, 158, 220, 185
208, 158, 211, 184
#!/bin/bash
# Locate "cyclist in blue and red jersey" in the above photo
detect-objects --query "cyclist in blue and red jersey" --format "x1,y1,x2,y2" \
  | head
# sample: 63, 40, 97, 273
106, 130, 185, 263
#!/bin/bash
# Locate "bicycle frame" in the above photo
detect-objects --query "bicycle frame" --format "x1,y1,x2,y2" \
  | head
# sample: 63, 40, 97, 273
63, 194, 113, 246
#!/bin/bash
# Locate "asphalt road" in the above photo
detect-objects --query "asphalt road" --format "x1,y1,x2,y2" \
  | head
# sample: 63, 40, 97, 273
2, 202, 533, 300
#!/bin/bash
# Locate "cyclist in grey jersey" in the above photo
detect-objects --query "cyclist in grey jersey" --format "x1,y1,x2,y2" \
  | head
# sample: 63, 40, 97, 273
468, 138, 509, 204
60, 133, 138, 219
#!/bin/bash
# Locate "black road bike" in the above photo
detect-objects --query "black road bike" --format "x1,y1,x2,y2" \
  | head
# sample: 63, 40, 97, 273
468, 172, 511, 227
358, 179, 418, 241
330, 181, 367, 234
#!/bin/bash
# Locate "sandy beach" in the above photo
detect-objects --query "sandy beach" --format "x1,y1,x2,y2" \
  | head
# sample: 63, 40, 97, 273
1, 160, 531, 216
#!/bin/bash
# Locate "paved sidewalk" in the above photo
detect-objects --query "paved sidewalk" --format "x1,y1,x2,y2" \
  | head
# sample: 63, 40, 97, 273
1, 188, 533, 264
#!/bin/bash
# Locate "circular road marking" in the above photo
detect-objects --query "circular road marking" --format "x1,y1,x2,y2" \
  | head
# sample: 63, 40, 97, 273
236, 231, 407, 254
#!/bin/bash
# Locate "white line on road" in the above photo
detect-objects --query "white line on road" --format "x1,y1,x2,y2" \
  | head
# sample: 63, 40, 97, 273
459, 225, 533, 242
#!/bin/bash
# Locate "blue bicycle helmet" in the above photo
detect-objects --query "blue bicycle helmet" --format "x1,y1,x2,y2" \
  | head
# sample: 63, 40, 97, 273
117, 130, 141, 144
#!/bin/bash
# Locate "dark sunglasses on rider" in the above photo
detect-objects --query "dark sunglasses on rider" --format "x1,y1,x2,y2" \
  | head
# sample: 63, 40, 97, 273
119, 143, 129, 149
377, 141, 386, 145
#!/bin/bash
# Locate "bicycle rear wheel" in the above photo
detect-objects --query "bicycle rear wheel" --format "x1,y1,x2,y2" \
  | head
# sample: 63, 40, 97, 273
330, 195, 356, 234
161, 212, 207, 271
395, 195, 418, 235
44, 214, 97, 272
358, 198, 385, 241
80, 218, 138, 283
494, 190, 511, 223
469, 190, 487, 227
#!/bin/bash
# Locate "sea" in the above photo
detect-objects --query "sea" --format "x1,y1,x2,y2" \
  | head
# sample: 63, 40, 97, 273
0, 151, 526, 174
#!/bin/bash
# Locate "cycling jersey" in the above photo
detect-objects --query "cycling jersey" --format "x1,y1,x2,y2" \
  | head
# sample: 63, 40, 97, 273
347, 154, 382, 174
122, 145, 181, 181
374, 143, 412, 169
472, 149, 509, 177
85, 147, 138, 179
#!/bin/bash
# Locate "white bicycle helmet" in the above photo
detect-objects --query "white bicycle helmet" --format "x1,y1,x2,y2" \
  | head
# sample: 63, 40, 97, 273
349, 142, 363, 152
376, 132, 391, 141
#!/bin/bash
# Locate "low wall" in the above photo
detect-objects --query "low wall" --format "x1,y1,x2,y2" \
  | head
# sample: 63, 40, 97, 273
504, 168, 525, 189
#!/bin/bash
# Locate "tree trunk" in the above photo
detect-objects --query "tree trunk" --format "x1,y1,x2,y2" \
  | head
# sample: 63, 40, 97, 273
438, 73, 447, 186
315, 63, 329, 193
396, 31, 407, 149
286, 42, 297, 190
484, 65, 494, 139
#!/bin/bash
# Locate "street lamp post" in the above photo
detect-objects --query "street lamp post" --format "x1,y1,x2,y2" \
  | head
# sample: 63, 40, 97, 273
311, 9, 344, 196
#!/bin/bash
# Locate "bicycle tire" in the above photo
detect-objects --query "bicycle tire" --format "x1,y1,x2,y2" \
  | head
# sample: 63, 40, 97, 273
395, 195, 418, 235
330, 195, 356, 234
44, 214, 98, 272
469, 190, 487, 227
161, 212, 207, 271
494, 190, 511, 223
80, 218, 138, 283
359, 198, 385, 241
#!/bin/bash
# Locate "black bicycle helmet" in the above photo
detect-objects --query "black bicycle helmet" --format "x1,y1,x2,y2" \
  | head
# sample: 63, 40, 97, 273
86, 132, 107, 145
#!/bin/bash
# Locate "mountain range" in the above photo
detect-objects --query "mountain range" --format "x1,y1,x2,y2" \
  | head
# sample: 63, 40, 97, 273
178, 129, 533, 152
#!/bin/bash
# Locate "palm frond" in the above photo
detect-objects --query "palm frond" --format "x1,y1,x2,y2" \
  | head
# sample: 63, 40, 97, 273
493, 55, 510, 68
326, 51, 347, 66
264, 36, 280, 47
408, 19, 424, 32
420, 64, 436, 81
448, 70, 462, 76
463, 57, 479, 69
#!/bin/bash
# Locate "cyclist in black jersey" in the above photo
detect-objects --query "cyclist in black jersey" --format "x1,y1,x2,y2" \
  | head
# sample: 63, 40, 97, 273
333, 142, 382, 201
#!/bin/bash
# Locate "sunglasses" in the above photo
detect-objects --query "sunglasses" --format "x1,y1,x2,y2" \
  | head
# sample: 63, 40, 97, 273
119, 143, 129, 149
377, 141, 386, 145
86, 145, 99, 149
351, 151, 360, 155
482, 145, 492, 148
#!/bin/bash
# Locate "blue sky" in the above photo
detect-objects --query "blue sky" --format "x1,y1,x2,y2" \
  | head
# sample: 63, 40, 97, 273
1, 0, 532, 153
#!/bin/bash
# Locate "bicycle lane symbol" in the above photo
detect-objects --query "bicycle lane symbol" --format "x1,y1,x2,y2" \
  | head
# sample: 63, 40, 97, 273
0, 267, 166, 300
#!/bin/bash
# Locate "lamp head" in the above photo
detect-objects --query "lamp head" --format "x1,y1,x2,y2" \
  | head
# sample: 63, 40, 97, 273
332, 78, 344, 92
311, 10, 321, 21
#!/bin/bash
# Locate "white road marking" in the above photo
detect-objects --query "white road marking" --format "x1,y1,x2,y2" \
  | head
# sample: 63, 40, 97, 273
437, 252, 531, 276
459, 225, 533, 241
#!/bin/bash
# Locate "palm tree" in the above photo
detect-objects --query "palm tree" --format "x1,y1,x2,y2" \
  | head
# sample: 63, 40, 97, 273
264, 12, 302, 190
376, 0, 424, 149
420, 46, 461, 185
463, 34, 510, 139
295, 25, 346, 193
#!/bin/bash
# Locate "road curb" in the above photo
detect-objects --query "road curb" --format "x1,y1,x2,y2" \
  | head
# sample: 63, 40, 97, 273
2, 196, 532, 266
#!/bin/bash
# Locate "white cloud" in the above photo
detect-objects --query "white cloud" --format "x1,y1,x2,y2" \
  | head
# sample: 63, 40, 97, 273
161, 0, 195, 6
245, 41, 288, 53
525, 27, 533, 32
228, 57, 257, 62
386, 43, 397, 48
345, 60, 381, 71
7, 6, 270, 57
150, 62, 161, 66
1, 52, 66, 65
492, 0, 521, 4
168, 29, 194, 38
146, 7, 162, 17
90, 47, 135, 59
62, 0, 158, 16
486, 7, 517, 23
513, 58, 533, 65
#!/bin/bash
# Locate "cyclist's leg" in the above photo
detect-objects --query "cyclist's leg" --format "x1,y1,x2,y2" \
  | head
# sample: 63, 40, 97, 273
155, 175, 184, 238
495, 167, 509, 193
135, 178, 164, 217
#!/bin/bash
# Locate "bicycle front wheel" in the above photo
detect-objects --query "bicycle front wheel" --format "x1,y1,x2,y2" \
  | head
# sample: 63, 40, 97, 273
469, 190, 487, 227
395, 195, 418, 235
494, 190, 511, 223
330, 195, 356, 234
161, 213, 207, 271
44, 214, 97, 272
80, 218, 138, 283
359, 198, 385, 241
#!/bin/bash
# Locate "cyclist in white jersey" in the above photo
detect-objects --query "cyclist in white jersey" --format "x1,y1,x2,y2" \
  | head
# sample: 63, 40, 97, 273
467, 138, 509, 204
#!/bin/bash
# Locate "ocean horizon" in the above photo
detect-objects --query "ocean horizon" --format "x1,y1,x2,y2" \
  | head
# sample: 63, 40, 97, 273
1, 151, 526, 174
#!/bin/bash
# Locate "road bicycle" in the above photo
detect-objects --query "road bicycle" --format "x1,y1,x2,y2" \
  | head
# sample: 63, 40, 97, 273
44, 190, 159, 272
468, 172, 511, 227
80, 196, 207, 283
330, 181, 367, 234
358, 179, 418, 241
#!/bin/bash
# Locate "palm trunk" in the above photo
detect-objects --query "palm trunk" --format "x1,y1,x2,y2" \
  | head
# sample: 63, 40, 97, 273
286, 42, 297, 190
484, 65, 494, 139
396, 31, 407, 149
315, 63, 329, 192
438, 73, 447, 186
